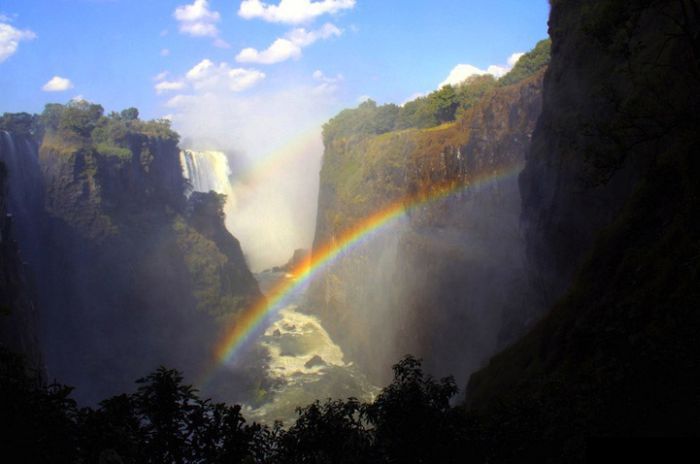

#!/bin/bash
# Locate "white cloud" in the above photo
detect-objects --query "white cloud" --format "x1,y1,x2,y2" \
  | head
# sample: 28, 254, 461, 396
438, 51, 525, 88
312, 69, 342, 83
213, 38, 231, 49
161, 48, 171, 56
401, 92, 425, 106
312, 69, 343, 94
42, 76, 73, 92
185, 58, 214, 80
357, 95, 371, 103
236, 22, 341, 64
154, 71, 170, 81
174, 0, 220, 37
155, 80, 186, 94
236, 38, 301, 64
179, 58, 266, 92
508, 52, 525, 67
0, 22, 36, 63
238, 0, 355, 24
438, 64, 488, 88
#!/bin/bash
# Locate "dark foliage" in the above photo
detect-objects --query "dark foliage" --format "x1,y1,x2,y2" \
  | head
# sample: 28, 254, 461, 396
1, 349, 502, 463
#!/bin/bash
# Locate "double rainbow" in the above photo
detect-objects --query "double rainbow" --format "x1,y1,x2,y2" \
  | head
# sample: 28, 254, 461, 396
205, 161, 524, 381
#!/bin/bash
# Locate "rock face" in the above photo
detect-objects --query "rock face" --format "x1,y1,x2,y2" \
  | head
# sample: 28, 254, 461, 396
0, 109, 261, 403
309, 73, 544, 385
465, 0, 700, 451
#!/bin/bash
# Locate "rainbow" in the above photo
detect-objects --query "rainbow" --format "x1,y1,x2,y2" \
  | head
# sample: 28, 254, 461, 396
233, 126, 322, 188
204, 161, 524, 381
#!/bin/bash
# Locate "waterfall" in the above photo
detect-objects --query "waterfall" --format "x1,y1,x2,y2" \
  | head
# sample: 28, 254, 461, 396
179, 150, 235, 206
0, 130, 43, 266
179, 149, 241, 261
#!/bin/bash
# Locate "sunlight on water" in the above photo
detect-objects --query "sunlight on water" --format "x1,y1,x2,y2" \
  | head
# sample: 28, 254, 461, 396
244, 272, 378, 425
261, 306, 347, 378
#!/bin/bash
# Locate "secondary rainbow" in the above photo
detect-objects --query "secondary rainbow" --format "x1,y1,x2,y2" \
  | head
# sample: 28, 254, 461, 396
206, 161, 524, 379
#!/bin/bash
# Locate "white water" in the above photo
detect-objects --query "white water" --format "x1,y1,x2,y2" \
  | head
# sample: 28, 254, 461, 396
179, 150, 235, 208
179, 153, 377, 423
243, 272, 378, 424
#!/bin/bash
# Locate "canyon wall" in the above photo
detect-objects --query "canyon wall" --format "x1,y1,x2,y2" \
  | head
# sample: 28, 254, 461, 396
309, 70, 545, 385
0, 107, 261, 402
465, 0, 700, 452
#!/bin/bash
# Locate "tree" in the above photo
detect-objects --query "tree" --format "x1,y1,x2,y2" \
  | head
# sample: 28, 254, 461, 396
364, 356, 461, 463
434, 85, 459, 123
278, 398, 373, 463
120, 108, 139, 122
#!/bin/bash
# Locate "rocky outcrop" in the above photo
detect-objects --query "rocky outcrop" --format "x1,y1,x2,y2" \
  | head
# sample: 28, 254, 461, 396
465, 0, 700, 453
309, 73, 544, 385
0, 108, 262, 403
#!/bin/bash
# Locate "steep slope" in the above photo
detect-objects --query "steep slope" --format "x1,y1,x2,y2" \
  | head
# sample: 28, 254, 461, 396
2, 105, 262, 403
466, 0, 700, 455
309, 71, 544, 385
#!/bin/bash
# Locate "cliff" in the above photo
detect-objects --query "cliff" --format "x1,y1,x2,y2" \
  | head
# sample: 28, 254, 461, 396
1, 105, 261, 403
309, 65, 545, 385
465, 0, 700, 455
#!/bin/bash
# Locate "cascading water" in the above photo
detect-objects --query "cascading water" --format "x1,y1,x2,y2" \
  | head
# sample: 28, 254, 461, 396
180, 149, 377, 423
180, 150, 235, 205
0, 130, 43, 266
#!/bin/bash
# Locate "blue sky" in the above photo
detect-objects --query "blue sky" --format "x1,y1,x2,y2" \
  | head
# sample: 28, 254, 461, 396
0, 1, 550, 269
1, 0, 549, 118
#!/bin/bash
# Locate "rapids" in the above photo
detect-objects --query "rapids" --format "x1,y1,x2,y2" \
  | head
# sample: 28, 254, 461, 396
180, 149, 377, 424
243, 271, 378, 424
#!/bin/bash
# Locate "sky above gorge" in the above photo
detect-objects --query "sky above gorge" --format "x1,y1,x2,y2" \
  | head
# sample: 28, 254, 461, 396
0, 0, 550, 269
1, 0, 549, 118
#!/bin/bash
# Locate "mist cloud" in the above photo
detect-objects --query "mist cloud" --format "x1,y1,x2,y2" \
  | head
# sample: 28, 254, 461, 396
163, 71, 339, 271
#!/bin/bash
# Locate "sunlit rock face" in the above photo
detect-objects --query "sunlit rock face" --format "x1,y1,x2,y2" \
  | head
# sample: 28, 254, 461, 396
308, 73, 544, 387
0, 116, 262, 404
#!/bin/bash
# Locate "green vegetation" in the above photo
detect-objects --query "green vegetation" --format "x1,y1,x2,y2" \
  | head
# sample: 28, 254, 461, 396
322, 78, 496, 144
1, 348, 489, 463
39, 100, 178, 157
322, 40, 549, 143
174, 216, 236, 317
0, 112, 40, 137
498, 38, 551, 86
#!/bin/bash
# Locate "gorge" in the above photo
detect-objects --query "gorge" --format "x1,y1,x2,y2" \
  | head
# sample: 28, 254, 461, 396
1, 0, 699, 461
